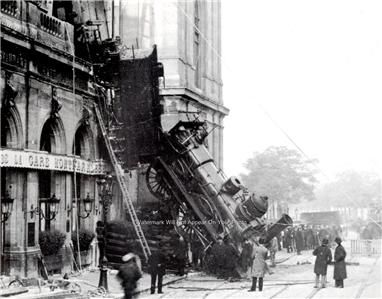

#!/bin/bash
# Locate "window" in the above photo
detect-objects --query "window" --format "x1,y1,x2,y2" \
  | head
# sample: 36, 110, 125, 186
194, 0, 201, 88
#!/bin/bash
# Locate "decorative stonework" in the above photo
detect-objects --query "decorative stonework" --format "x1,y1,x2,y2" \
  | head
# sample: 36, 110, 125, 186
2, 72, 18, 108
51, 86, 62, 118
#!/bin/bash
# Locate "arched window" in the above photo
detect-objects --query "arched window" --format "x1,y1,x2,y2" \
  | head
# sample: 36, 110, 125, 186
194, 0, 201, 88
38, 117, 65, 231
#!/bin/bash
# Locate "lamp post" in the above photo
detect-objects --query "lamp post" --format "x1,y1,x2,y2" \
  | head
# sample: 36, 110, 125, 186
96, 174, 113, 292
1, 191, 14, 223
1, 190, 14, 274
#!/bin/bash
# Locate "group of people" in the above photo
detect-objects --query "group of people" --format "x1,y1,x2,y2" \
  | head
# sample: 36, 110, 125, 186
117, 236, 188, 299
282, 224, 342, 254
115, 225, 348, 298
313, 237, 347, 288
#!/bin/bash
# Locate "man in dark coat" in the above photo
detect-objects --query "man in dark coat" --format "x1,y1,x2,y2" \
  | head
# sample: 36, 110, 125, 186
305, 226, 315, 250
313, 238, 332, 288
148, 248, 167, 294
210, 237, 225, 277
285, 229, 292, 253
239, 238, 253, 273
117, 253, 142, 299
174, 236, 187, 276
333, 237, 347, 288
191, 236, 203, 269
295, 227, 304, 255
222, 238, 239, 279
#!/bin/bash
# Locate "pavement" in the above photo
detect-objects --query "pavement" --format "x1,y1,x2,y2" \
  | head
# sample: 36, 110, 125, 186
66, 268, 192, 298
3, 243, 381, 298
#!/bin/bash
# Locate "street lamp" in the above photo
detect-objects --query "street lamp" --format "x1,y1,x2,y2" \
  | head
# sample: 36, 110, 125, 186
1, 191, 14, 223
30, 194, 60, 220
96, 174, 113, 292
78, 193, 94, 219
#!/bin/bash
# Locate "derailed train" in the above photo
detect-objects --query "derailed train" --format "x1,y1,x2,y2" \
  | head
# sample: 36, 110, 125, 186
145, 120, 293, 250
98, 43, 293, 263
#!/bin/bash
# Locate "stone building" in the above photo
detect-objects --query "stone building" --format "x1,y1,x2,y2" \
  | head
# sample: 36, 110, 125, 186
118, 0, 228, 168
0, 0, 117, 277
1, 0, 227, 277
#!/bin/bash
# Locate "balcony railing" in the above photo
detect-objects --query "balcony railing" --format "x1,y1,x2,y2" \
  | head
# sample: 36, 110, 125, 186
39, 12, 64, 38
1, 1, 19, 18
1, 1, 74, 52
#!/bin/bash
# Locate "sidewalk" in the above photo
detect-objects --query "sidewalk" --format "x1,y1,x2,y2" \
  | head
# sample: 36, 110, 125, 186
68, 268, 192, 298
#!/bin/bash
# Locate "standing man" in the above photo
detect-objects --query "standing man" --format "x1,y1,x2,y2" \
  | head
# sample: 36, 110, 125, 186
249, 238, 268, 292
333, 237, 347, 288
295, 227, 304, 255
313, 238, 332, 288
174, 235, 187, 276
222, 237, 239, 280
117, 253, 142, 299
285, 229, 292, 253
148, 246, 167, 294
269, 236, 278, 267
191, 235, 203, 269
211, 236, 225, 278
239, 238, 253, 274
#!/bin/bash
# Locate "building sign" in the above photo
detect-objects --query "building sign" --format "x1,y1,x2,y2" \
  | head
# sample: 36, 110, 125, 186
0, 149, 108, 175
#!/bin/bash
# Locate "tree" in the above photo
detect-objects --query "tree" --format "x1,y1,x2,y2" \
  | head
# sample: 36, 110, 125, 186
315, 170, 381, 207
240, 146, 318, 204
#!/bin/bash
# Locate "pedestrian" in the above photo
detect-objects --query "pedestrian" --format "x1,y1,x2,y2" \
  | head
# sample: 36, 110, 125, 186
285, 229, 292, 253
295, 227, 304, 255
313, 238, 332, 288
148, 247, 167, 294
174, 235, 187, 276
191, 235, 203, 269
239, 238, 253, 274
210, 236, 225, 278
333, 237, 347, 288
306, 226, 315, 250
117, 253, 143, 299
248, 238, 268, 292
222, 237, 239, 280
269, 236, 278, 267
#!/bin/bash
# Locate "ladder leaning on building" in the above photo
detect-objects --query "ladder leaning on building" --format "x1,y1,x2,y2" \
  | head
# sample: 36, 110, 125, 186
94, 104, 151, 262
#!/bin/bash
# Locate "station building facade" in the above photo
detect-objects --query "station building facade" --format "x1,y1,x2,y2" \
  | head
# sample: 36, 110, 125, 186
1, 0, 227, 277
0, 0, 119, 277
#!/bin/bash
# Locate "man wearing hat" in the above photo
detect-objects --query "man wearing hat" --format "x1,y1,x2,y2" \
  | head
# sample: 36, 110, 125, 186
333, 237, 347, 288
117, 253, 142, 299
148, 244, 167, 294
210, 236, 225, 278
312, 238, 332, 288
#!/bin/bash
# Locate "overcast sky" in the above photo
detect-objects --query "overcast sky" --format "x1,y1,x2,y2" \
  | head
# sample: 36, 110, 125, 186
221, 0, 382, 182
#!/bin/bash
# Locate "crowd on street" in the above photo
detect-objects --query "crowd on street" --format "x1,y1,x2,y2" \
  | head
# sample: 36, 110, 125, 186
113, 224, 349, 298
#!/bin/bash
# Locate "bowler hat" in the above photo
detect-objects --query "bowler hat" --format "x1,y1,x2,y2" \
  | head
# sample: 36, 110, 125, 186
122, 253, 136, 263
334, 237, 342, 243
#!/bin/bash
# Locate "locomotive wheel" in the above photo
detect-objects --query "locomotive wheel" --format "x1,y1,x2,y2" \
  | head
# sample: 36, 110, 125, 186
171, 202, 210, 246
196, 195, 225, 235
146, 163, 170, 200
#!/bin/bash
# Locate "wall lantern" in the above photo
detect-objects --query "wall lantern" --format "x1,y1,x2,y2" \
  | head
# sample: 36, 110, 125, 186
78, 193, 94, 219
30, 194, 60, 221
1, 191, 14, 223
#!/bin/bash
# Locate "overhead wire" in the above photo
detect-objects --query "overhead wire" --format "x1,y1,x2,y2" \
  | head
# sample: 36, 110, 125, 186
172, 1, 382, 230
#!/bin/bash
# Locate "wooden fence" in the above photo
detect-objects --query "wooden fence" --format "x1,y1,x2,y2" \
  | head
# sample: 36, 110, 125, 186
350, 239, 382, 255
